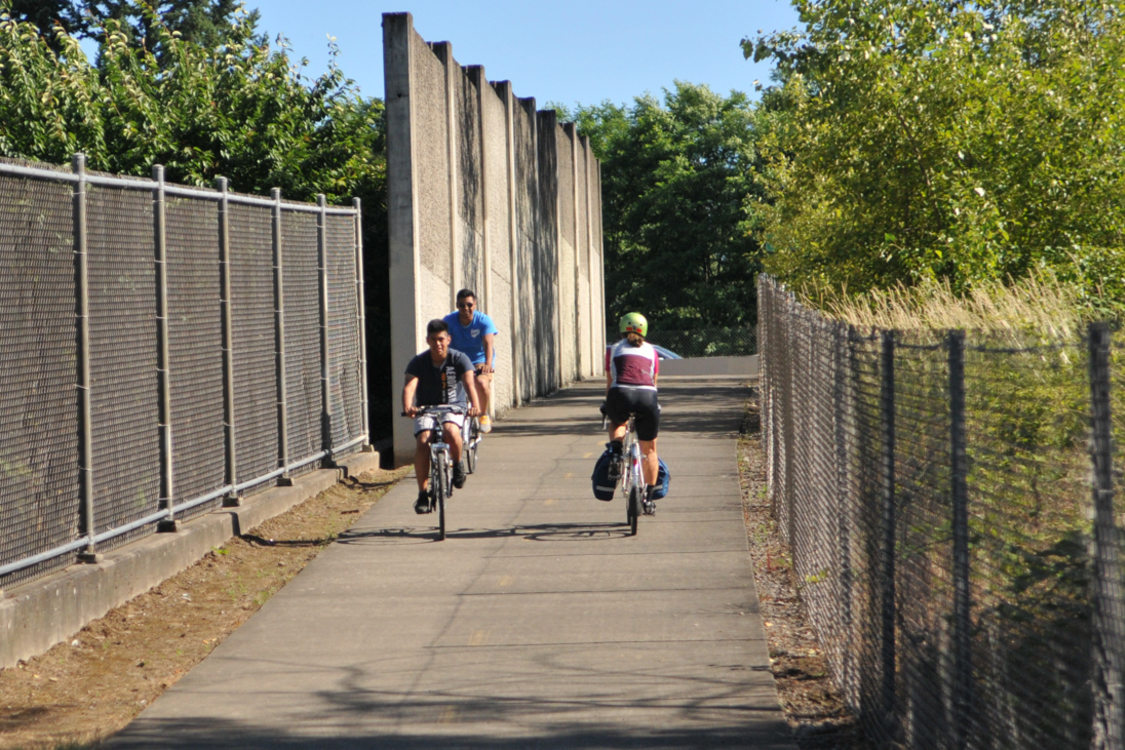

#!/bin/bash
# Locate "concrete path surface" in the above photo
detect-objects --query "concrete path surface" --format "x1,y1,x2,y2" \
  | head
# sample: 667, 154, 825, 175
107, 375, 793, 749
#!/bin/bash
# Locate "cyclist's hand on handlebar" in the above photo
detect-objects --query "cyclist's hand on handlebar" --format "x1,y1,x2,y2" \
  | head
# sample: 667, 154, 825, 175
402, 405, 419, 418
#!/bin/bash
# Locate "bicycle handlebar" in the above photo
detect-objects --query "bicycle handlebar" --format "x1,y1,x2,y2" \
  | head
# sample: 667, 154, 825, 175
401, 404, 467, 417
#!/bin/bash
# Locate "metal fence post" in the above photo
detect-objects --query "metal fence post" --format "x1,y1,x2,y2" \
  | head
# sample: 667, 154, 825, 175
835, 320, 855, 702
271, 188, 291, 484
317, 194, 334, 464
880, 329, 898, 734
780, 295, 797, 538
948, 329, 972, 748
216, 177, 240, 506
354, 197, 371, 445
153, 165, 177, 531
73, 153, 100, 563
1089, 322, 1124, 750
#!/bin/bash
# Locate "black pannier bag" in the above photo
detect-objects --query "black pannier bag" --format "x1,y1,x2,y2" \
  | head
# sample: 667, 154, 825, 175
591, 446, 616, 501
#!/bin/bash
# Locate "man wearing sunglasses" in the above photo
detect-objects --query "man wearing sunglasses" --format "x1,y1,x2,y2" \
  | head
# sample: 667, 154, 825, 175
442, 288, 499, 432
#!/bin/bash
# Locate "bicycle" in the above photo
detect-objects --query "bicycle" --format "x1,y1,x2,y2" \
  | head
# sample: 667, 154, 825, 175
604, 412, 652, 536
403, 404, 465, 540
462, 413, 483, 474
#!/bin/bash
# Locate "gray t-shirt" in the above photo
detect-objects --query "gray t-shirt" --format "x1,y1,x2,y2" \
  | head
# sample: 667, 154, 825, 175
405, 348, 473, 406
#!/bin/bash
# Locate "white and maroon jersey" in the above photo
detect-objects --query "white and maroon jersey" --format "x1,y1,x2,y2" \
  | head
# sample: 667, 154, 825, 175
606, 338, 659, 390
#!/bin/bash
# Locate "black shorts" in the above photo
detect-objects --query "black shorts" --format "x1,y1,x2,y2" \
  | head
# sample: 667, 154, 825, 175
605, 387, 660, 441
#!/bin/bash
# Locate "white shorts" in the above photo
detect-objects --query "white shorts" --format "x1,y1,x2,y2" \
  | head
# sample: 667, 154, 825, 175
413, 411, 466, 436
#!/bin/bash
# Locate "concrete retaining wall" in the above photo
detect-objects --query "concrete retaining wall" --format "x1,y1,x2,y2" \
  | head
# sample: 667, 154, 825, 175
0, 451, 382, 669
383, 13, 605, 464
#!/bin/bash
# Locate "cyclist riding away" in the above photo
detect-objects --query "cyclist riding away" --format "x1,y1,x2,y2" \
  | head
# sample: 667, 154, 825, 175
443, 288, 498, 433
402, 319, 481, 513
604, 312, 661, 504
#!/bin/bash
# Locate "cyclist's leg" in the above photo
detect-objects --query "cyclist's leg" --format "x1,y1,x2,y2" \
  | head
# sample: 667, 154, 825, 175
634, 392, 661, 487
414, 435, 431, 490
604, 388, 629, 446
443, 413, 468, 488
475, 368, 493, 428
413, 417, 435, 492
442, 415, 465, 464
640, 438, 659, 486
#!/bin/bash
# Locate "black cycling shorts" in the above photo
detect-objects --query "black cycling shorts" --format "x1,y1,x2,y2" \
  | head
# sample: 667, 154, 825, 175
605, 387, 660, 441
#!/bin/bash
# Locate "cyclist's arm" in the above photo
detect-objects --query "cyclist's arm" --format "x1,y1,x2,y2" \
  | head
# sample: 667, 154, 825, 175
402, 375, 420, 417
462, 369, 481, 416
480, 333, 495, 373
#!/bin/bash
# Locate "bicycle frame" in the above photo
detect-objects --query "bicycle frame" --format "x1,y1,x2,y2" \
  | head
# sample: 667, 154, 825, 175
616, 415, 649, 535
417, 404, 464, 541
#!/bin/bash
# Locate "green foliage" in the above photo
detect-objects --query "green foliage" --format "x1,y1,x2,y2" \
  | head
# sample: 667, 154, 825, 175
0, 0, 391, 431
0, 1, 384, 203
746, 0, 1125, 309
561, 82, 765, 333
0, 10, 104, 162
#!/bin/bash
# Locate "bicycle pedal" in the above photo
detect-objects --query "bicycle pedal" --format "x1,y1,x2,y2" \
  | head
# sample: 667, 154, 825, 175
642, 501, 656, 515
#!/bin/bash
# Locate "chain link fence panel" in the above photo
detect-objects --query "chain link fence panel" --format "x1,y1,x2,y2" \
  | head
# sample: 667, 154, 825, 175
0, 156, 368, 589
759, 274, 1125, 750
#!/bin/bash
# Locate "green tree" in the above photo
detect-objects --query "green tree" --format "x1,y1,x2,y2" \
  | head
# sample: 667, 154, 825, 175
0, 7, 104, 162
746, 0, 1125, 305
1, 0, 86, 50
563, 82, 765, 338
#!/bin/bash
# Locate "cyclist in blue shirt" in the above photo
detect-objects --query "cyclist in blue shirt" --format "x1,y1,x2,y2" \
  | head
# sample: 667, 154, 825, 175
403, 319, 481, 513
442, 288, 499, 433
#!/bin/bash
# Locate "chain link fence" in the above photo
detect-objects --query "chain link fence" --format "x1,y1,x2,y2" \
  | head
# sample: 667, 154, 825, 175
0, 155, 368, 590
758, 274, 1125, 749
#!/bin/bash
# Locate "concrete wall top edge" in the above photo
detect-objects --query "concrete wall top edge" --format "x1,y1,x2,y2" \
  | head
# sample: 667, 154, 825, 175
386, 14, 593, 139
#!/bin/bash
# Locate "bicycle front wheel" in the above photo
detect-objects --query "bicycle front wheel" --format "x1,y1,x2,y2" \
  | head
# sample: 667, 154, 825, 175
431, 457, 447, 541
626, 485, 640, 536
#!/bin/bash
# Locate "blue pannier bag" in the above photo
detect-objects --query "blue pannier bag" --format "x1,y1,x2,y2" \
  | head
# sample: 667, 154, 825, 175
651, 458, 671, 500
592, 447, 616, 501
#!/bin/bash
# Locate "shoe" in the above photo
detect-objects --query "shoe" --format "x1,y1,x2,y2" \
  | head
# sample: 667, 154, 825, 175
643, 486, 657, 515
606, 441, 623, 480
479, 415, 492, 433
452, 462, 466, 489
414, 491, 431, 514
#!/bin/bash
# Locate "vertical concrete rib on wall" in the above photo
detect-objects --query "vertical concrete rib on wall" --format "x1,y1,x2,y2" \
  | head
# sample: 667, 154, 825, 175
433, 42, 459, 305
498, 80, 522, 407
467, 66, 491, 331
593, 156, 606, 362
566, 123, 583, 379
516, 96, 538, 402
383, 13, 422, 465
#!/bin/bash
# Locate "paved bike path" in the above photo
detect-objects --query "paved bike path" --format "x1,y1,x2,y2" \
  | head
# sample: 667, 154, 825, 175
108, 376, 793, 749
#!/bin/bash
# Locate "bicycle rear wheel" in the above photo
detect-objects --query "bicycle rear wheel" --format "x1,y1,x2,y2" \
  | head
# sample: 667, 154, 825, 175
466, 419, 479, 474
626, 485, 640, 536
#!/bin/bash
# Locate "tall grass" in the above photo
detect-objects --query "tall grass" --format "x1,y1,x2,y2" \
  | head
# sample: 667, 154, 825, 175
800, 272, 1093, 339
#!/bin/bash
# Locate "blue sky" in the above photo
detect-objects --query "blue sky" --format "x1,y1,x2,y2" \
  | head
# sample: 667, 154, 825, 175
248, 0, 803, 110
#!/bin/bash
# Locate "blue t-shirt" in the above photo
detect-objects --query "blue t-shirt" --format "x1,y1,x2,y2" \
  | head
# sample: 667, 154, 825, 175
442, 310, 499, 366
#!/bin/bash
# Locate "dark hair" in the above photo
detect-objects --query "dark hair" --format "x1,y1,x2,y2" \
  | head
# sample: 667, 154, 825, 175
426, 318, 449, 336
456, 288, 476, 303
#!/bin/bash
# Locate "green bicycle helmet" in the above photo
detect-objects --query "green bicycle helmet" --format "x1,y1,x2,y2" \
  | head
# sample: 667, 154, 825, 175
619, 312, 648, 338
